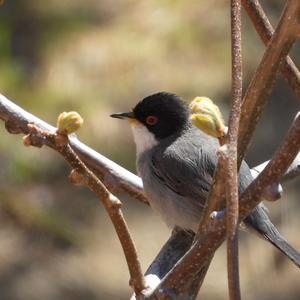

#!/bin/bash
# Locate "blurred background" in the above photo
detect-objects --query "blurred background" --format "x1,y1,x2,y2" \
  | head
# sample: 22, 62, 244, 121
0, 0, 299, 299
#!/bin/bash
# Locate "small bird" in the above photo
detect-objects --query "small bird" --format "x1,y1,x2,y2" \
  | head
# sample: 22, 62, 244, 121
111, 92, 300, 268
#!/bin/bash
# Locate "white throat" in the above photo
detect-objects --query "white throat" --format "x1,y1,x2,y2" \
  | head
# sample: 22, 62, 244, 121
131, 123, 158, 156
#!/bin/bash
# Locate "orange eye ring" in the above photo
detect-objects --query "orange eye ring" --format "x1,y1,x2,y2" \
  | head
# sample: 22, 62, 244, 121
146, 115, 158, 125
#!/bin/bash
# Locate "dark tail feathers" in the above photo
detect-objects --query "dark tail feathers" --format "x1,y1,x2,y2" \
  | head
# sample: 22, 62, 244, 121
244, 204, 300, 268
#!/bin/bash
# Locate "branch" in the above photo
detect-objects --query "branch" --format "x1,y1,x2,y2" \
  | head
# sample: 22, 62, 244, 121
1, 93, 299, 300
242, 0, 300, 101
253, 152, 300, 183
226, 0, 242, 298
1, 93, 297, 208
238, 0, 300, 164
239, 112, 300, 218
21, 123, 147, 296
147, 1, 300, 298
0, 94, 148, 205
149, 110, 300, 300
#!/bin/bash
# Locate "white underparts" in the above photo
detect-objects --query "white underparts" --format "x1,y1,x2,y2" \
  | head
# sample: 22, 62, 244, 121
130, 122, 158, 155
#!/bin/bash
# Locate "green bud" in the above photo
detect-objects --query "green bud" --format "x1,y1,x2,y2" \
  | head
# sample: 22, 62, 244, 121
189, 97, 225, 138
57, 111, 83, 135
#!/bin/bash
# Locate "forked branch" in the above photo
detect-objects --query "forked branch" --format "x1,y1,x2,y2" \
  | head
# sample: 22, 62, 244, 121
20, 121, 146, 296
242, 0, 300, 101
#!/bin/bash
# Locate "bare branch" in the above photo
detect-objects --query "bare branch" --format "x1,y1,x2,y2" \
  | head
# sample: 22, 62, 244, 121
21, 124, 147, 296
1, 92, 299, 300
0, 94, 148, 205
146, 148, 227, 299
1, 93, 296, 209
242, 0, 300, 101
253, 152, 300, 183
226, 0, 242, 298
240, 112, 300, 219
146, 2, 300, 297
149, 111, 300, 299
238, 0, 300, 164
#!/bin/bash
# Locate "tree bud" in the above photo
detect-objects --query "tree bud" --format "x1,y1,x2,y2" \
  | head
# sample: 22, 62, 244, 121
57, 111, 83, 135
189, 97, 226, 138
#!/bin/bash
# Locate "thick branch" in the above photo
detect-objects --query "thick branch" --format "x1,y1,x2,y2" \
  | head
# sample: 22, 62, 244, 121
242, 0, 300, 101
238, 0, 300, 164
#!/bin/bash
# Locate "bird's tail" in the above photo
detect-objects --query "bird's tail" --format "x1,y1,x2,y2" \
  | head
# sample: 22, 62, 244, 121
244, 204, 300, 268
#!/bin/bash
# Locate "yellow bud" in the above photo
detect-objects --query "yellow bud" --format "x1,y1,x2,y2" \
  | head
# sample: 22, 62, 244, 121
57, 111, 83, 135
189, 97, 225, 138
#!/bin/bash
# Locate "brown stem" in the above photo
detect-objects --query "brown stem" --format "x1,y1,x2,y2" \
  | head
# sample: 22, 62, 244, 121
23, 127, 146, 296
239, 112, 300, 218
1, 93, 297, 209
226, 0, 242, 299
238, 0, 300, 165
242, 0, 300, 101
147, 2, 300, 297
149, 110, 300, 299
146, 149, 227, 299
0, 94, 148, 205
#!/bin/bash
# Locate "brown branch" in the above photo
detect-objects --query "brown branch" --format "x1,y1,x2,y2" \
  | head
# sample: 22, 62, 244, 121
242, 0, 300, 101
1, 90, 299, 300
238, 0, 300, 165
1, 93, 296, 208
149, 110, 300, 300
226, 0, 242, 299
0, 94, 148, 205
282, 152, 300, 182
147, 2, 300, 297
146, 148, 227, 299
239, 112, 300, 218
21, 124, 146, 296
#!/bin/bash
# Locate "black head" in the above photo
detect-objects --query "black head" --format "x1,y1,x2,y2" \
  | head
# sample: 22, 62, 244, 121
132, 92, 189, 139
111, 92, 189, 139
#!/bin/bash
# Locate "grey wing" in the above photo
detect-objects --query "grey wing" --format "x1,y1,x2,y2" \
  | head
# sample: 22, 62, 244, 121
150, 145, 216, 208
150, 135, 253, 206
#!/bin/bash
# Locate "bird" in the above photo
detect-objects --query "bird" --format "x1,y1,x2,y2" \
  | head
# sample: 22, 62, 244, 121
111, 91, 300, 268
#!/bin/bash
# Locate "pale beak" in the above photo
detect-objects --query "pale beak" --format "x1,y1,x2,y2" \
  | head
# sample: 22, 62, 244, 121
110, 111, 135, 120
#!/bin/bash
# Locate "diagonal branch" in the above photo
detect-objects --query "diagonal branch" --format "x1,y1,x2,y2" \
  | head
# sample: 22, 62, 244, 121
238, 0, 300, 165
21, 124, 147, 297
242, 0, 300, 101
147, 1, 300, 298
149, 110, 300, 300
0, 94, 148, 205
239, 112, 300, 218
1, 93, 297, 208
1, 96, 299, 299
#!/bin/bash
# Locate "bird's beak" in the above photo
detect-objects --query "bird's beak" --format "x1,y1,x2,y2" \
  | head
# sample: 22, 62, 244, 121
110, 111, 135, 120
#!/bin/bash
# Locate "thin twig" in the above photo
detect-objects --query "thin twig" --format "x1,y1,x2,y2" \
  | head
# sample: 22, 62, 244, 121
238, 0, 300, 165
21, 125, 146, 297
242, 0, 300, 101
226, 0, 242, 299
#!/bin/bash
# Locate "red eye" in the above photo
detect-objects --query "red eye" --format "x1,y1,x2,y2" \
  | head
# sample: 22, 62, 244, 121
146, 115, 158, 125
